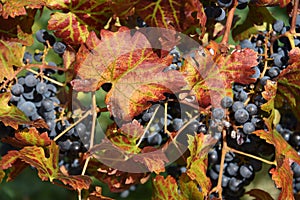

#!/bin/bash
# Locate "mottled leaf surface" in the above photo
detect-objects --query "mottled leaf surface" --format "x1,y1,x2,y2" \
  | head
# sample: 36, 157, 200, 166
87, 186, 114, 200
179, 174, 203, 200
251, 0, 291, 7
275, 48, 300, 119
182, 44, 258, 107
72, 28, 186, 120
152, 175, 184, 200
245, 189, 274, 200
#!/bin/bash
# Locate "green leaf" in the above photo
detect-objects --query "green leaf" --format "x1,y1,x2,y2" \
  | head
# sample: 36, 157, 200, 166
71, 28, 186, 120
0, 0, 45, 19
152, 175, 184, 200
275, 47, 300, 119
179, 174, 203, 200
186, 134, 216, 196
232, 6, 275, 41
0, 92, 30, 129
0, 168, 5, 183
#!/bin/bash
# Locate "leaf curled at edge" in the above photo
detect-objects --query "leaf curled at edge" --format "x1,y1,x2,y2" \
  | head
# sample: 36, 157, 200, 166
0, 141, 91, 190
261, 80, 278, 125
253, 121, 300, 200
72, 28, 186, 121
178, 173, 204, 200
245, 189, 274, 200
0, 0, 45, 19
275, 47, 300, 120
1, 127, 51, 148
87, 186, 114, 200
186, 134, 217, 196
152, 175, 184, 200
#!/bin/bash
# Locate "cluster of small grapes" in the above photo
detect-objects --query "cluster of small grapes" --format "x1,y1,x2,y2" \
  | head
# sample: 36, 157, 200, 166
204, 0, 250, 23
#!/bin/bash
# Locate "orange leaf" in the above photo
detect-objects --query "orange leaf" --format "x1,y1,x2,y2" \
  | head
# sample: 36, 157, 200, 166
152, 175, 184, 200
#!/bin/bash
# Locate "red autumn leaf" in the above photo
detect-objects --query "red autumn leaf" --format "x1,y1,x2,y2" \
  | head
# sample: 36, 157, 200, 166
182, 44, 258, 107
152, 175, 184, 200
275, 47, 300, 119
0, 93, 31, 129
0, 0, 45, 19
186, 134, 217, 196
1, 127, 51, 148
87, 158, 150, 192
87, 186, 115, 200
47, 0, 112, 45
245, 189, 274, 200
253, 121, 300, 200
71, 28, 186, 121
134, 0, 206, 33
261, 80, 278, 124
0, 41, 24, 82
0, 141, 91, 190
6, 160, 28, 182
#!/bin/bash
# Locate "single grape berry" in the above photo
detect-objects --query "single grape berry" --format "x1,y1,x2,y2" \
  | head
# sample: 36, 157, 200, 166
18, 101, 37, 117
221, 96, 233, 108
250, 66, 261, 79
11, 84, 24, 96
36, 82, 48, 94
24, 74, 38, 87
243, 122, 255, 134
273, 20, 284, 33
212, 108, 225, 119
218, 0, 233, 7
234, 108, 249, 124
245, 103, 257, 115
215, 7, 226, 21
23, 52, 33, 64
36, 29, 47, 43
53, 41, 66, 54
232, 101, 244, 112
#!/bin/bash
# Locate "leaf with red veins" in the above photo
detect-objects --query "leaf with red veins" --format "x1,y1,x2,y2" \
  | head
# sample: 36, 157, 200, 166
2, 127, 51, 148
0, 93, 31, 130
135, 0, 206, 33
179, 174, 204, 200
56, 174, 91, 190
133, 146, 168, 174
186, 134, 216, 196
87, 186, 114, 200
72, 28, 186, 120
47, 0, 112, 44
182, 45, 258, 107
0, 0, 45, 19
253, 121, 300, 200
0, 41, 24, 82
107, 120, 143, 154
152, 175, 184, 200
48, 12, 89, 45
275, 47, 300, 119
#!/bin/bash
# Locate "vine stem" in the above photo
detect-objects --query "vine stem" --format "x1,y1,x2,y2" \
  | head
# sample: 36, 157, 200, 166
79, 92, 98, 200
27, 68, 65, 87
53, 110, 91, 142
136, 105, 160, 147
228, 147, 277, 166
290, 0, 299, 34
221, 0, 238, 44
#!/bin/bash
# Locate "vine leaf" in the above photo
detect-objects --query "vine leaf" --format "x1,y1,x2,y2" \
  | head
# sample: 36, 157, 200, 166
275, 47, 300, 119
251, 0, 291, 7
186, 134, 217, 196
182, 44, 258, 107
0, 41, 24, 82
47, 12, 89, 46
87, 158, 150, 192
47, 0, 112, 45
232, 6, 275, 41
0, 169, 5, 183
0, 0, 45, 19
152, 175, 184, 200
0, 93, 30, 129
245, 189, 274, 200
87, 186, 114, 200
253, 121, 300, 200
0, 141, 91, 190
261, 80, 278, 125
1, 127, 51, 148
179, 173, 204, 200
71, 28, 186, 120
135, 0, 206, 33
